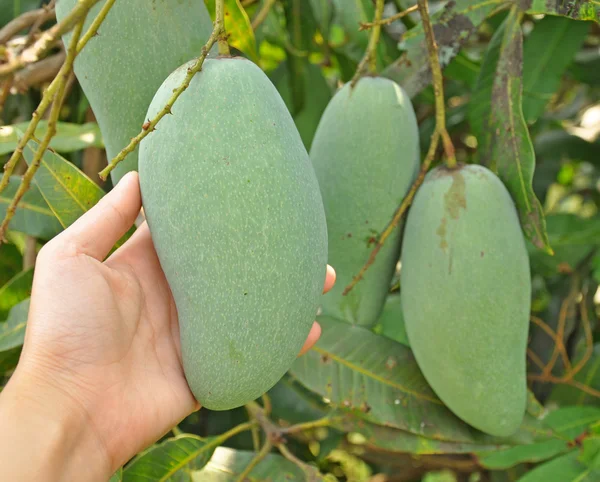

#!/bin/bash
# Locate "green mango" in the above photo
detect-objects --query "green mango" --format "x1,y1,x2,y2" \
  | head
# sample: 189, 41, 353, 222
55, 0, 213, 182
310, 77, 420, 326
139, 57, 328, 411
400, 164, 531, 437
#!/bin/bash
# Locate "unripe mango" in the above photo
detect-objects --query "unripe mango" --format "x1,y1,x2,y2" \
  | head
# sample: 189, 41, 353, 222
56, 0, 213, 182
139, 57, 328, 411
310, 77, 420, 326
400, 164, 530, 436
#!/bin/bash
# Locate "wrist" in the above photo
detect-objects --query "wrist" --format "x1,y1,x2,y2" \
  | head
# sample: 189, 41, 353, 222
0, 368, 111, 482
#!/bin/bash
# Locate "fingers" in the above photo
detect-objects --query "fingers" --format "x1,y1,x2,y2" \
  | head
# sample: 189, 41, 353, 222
52, 172, 142, 261
298, 321, 321, 357
323, 265, 336, 294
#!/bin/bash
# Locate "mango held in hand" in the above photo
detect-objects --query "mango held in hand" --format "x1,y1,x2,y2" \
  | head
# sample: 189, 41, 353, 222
56, 0, 213, 182
139, 58, 328, 411
310, 77, 420, 326
400, 164, 530, 436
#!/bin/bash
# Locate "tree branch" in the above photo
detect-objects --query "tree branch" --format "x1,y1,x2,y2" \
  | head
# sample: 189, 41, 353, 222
0, 7, 56, 45
351, 0, 385, 86
359, 4, 418, 30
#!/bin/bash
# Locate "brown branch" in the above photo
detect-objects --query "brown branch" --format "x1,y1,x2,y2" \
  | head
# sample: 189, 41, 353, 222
25, 1, 58, 46
417, 0, 456, 168
98, 0, 229, 180
527, 348, 546, 371
0, 76, 12, 113
530, 314, 571, 374
235, 438, 272, 482
359, 4, 418, 30
542, 291, 576, 378
0, 7, 56, 45
528, 373, 600, 399
343, 130, 440, 296
565, 299, 595, 380
13, 50, 64, 91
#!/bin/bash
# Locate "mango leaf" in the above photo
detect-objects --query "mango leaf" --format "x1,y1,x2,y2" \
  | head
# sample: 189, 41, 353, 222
550, 344, 600, 407
517, 450, 600, 482
526, 1, 599, 22
123, 435, 216, 482
469, 19, 506, 141
0, 299, 29, 373
478, 406, 600, 469
338, 415, 507, 455
0, 122, 103, 155
204, 0, 258, 61
290, 315, 545, 444
0, 176, 62, 240
522, 16, 590, 123
383, 0, 510, 97
486, 8, 551, 253
309, 0, 334, 41
0, 243, 22, 287
0, 268, 32, 320
20, 136, 105, 229
581, 436, 600, 469
109, 469, 123, 482
377, 294, 410, 347
192, 447, 309, 481
268, 376, 331, 425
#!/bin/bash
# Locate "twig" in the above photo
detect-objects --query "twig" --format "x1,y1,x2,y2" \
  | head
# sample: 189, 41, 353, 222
251, 0, 276, 30
98, 0, 230, 181
76, 0, 116, 54
530, 314, 570, 374
262, 393, 272, 416
527, 373, 600, 399
276, 443, 323, 479
13, 50, 64, 91
542, 290, 577, 378
0, 20, 84, 242
0, 0, 102, 78
0, 7, 56, 45
351, 0, 385, 86
527, 348, 545, 371
235, 439, 272, 482
0, 0, 111, 194
417, 0, 456, 168
343, 130, 440, 296
0, 76, 12, 112
282, 415, 339, 434
566, 298, 595, 380
359, 4, 418, 30
25, 1, 58, 46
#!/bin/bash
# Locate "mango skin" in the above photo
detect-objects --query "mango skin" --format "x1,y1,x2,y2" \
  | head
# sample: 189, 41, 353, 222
310, 77, 420, 326
400, 164, 531, 437
139, 58, 328, 411
56, 0, 213, 182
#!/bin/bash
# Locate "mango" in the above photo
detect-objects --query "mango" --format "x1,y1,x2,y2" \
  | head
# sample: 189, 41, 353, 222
139, 57, 328, 410
400, 164, 531, 436
56, 0, 213, 182
310, 77, 420, 326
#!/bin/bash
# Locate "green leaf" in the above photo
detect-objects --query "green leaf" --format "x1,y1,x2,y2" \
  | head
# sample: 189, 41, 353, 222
309, 0, 334, 41
517, 450, 600, 482
192, 447, 315, 481
581, 436, 600, 469
486, 8, 551, 253
383, 0, 509, 97
527, 1, 599, 22
123, 435, 215, 482
0, 122, 103, 155
529, 214, 600, 277
478, 406, 600, 469
0, 269, 32, 320
20, 136, 105, 229
522, 16, 590, 123
0, 176, 63, 240
469, 18, 506, 141
204, 0, 258, 61
339, 415, 508, 455
377, 294, 410, 347
0, 243, 23, 287
268, 376, 331, 425
0, 299, 29, 372
109, 468, 123, 482
291, 315, 527, 443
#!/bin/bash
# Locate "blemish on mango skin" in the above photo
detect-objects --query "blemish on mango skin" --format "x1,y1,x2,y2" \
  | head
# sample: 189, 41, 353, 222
444, 171, 467, 220
436, 217, 448, 251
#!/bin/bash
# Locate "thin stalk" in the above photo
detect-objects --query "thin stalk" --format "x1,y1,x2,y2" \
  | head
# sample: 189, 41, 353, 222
351, 0, 385, 86
417, 0, 456, 167
360, 4, 418, 30
99, 0, 229, 180
216, 0, 230, 56
235, 439, 272, 482
251, 0, 276, 30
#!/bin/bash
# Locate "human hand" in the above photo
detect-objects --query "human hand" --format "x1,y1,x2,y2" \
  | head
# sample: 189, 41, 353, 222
0, 172, 335, 481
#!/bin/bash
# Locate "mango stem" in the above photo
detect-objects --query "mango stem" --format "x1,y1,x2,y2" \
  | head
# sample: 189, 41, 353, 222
350, 0, 385, 86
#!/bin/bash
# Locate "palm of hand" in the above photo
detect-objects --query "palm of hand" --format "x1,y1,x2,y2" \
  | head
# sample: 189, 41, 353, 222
15, 173, 332, 474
